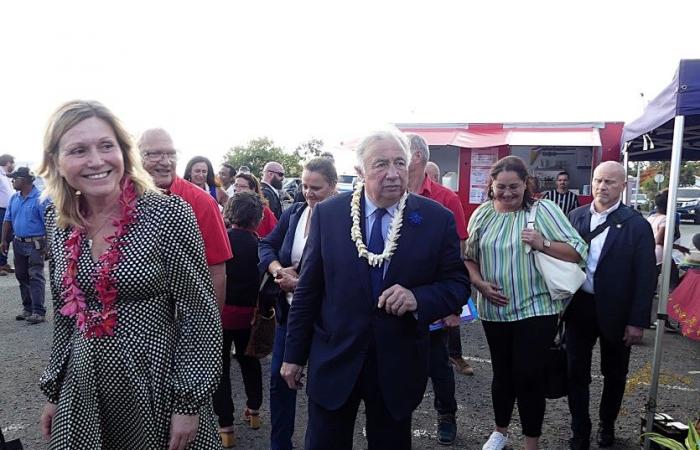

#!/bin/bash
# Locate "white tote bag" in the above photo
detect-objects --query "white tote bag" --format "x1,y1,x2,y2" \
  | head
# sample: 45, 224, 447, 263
526, 202, 586, 301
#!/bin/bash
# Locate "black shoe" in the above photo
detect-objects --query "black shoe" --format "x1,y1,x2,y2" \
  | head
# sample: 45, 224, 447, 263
15, 310, 31, 320
596, 426, 614, 448
437, 414, 456, 445
568, 434, 590, 450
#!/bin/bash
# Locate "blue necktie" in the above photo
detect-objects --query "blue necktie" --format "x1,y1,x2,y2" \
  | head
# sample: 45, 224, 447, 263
368, 208, 387, 300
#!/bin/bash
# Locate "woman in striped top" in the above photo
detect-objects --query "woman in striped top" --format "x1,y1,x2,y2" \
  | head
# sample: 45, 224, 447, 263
465, 156, 587, 450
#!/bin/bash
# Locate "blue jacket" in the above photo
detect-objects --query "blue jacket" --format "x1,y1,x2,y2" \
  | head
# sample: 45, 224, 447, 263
283, 192, 469, 420
567, 203, 656, 341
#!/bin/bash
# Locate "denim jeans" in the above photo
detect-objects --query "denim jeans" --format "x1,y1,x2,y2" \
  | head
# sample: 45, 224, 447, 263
270, 324, 297, 450
13, 239, 46, 315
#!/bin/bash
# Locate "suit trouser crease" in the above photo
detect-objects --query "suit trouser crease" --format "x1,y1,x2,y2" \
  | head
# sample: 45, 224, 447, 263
213, 328, 263, 427
566, 292, 632, 436
13, 240, 46, 315
482, 314, 558, 438
305, 343, 412, 450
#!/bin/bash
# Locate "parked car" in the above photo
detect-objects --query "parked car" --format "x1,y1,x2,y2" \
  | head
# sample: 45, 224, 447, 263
631, 193, 649, 209
676, 187, 700, 224
337, 174, 357, 193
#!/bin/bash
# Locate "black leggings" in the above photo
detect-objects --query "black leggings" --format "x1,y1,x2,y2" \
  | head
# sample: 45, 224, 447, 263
213, 328, 263, 427
482, 314, 558, 437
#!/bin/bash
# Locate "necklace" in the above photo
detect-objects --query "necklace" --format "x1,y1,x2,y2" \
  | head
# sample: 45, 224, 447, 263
350, 181, 407, 267
59, 177, 138, 338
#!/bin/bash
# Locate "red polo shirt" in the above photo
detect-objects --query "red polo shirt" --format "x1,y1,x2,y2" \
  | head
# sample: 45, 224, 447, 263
169, 176, 233, 265
418, 175, 467, 240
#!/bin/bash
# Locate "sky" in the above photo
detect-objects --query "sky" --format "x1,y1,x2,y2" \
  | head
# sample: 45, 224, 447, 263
1, 0, 698, 175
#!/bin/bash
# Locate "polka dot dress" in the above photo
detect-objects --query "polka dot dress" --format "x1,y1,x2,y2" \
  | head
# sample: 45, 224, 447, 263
40, 192, 223, 449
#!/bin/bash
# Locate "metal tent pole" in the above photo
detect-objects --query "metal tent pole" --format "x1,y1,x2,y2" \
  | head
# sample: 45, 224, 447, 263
642, 115, 685, 450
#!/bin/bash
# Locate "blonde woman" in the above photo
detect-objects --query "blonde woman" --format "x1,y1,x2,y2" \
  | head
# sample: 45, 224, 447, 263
37, 100, 222, 450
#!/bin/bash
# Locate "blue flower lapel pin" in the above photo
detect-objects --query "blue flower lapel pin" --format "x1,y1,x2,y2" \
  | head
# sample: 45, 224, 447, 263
407, 211, 423, 226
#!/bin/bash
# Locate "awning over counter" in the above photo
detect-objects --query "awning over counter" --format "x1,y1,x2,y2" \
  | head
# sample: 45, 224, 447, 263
399, 126, 601, 148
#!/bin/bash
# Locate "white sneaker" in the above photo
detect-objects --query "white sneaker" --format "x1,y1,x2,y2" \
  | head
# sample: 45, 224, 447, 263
482, 431, 509, 450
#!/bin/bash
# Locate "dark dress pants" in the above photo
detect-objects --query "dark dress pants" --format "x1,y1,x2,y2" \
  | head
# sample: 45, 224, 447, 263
447, 325, 463, 358
429, 328, 457, 415
213, 328, 263, 427
0, 207, 9, 267
565, 291, 632, 437
270, 324, 297, 450
305, 345, 412, 450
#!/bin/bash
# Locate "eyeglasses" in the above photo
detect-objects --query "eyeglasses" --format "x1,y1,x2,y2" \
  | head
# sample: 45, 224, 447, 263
266, 170, 284, 178
143, 150, 178, 162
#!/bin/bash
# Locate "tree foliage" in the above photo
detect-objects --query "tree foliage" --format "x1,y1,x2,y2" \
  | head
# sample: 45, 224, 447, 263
221, 137, 305, 178
629, 161, 700, 197
293, 138, 325, 161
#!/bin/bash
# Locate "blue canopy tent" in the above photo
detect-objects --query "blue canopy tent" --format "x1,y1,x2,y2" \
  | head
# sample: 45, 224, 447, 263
621, 59, 700, 449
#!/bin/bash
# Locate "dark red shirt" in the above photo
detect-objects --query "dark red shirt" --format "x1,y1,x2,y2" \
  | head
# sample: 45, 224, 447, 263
418, 175, 467, 240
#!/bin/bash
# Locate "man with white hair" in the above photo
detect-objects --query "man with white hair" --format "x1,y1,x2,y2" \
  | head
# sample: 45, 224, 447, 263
406, 133, 469, 445
565, 161, 656, 450
281, 129, 469, 449
425, 161, 440, 184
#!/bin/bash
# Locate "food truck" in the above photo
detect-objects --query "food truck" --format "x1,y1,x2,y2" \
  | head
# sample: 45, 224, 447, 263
396, 122, 624, 222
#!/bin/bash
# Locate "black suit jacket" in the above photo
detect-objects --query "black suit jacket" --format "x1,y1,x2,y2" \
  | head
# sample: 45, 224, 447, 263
567, 203, 656, 341
284, 192, 470, 420
261, 182, 283, 219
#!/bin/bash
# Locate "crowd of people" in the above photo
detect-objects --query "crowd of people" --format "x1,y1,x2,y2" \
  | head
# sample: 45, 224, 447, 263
0, 99, 697, 450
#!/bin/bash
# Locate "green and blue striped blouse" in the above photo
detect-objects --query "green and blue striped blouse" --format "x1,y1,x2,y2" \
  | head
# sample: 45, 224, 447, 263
466, 199, 588, 322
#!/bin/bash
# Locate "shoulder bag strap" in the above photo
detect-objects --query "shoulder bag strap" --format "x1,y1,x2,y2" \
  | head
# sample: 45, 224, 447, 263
582, 207, 630, 243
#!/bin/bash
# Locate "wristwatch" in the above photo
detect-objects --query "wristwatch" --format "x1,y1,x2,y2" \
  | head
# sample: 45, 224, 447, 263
542, 239, 551, 250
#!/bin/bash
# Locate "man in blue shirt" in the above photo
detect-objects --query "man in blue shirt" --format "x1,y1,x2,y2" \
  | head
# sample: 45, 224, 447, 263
1, 167, 48, 324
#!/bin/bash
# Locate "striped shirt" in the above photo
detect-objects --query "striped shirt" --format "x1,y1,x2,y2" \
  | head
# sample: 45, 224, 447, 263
541, 190, 580, 216
466, 199, 588, 322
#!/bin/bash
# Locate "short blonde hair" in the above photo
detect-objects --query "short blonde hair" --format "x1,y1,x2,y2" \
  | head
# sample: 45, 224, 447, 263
38, 100, 158, 229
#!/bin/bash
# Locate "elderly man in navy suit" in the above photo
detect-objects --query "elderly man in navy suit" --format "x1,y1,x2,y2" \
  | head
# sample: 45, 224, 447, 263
565, 161, 656, 450
280, 129, 470, 450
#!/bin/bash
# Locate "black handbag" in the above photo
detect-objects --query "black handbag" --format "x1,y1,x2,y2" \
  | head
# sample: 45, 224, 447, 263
0, 428, 23, 450
545, 320, 568, 400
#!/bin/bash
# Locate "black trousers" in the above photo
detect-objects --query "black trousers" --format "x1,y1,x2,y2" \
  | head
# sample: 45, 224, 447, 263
429, 329, 457, 415
482, 314, 558, 437
305, 348, 412, 450
565, 291, 631, 437
213, 328, 263, 427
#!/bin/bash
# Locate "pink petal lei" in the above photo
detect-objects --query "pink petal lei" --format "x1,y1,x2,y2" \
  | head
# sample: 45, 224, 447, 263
59, 177, 138, 338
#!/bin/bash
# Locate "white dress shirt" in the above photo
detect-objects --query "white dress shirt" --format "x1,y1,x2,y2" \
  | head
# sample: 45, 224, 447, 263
581, 200, 621, 294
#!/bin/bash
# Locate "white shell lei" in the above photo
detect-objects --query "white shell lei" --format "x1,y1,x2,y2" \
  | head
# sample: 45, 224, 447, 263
350, 181, 408, 267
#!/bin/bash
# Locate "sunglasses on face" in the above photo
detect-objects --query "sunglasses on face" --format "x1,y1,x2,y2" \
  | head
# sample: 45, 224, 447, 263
266, 170, 284, 178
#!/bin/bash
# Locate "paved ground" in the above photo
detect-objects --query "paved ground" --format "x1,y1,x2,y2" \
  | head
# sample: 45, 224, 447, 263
1, 225, 699, 449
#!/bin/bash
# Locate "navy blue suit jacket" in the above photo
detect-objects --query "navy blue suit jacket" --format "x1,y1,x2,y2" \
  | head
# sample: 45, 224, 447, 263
567, 203, 656, 341
259, 202, 308, 271
283, 192, 470, 420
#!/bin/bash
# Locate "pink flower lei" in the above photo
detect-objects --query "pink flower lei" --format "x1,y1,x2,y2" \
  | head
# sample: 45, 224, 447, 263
59, 177, 138, 338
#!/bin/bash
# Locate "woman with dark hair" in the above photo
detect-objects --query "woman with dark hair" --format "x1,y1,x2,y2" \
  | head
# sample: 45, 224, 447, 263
258, 157, 337, 450
214, 192, 265, 447
227, 172, 278, 237
184, 155, 229, 208
465, 156, 587, 450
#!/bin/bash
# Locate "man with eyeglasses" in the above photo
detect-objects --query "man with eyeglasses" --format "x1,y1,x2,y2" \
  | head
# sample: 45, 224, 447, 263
261, 162, 285, 219
137, 128, 232, 312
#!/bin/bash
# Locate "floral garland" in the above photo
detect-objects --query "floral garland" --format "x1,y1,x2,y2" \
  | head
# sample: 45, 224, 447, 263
350, 181, 408, 267
59, 177, 138, 338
